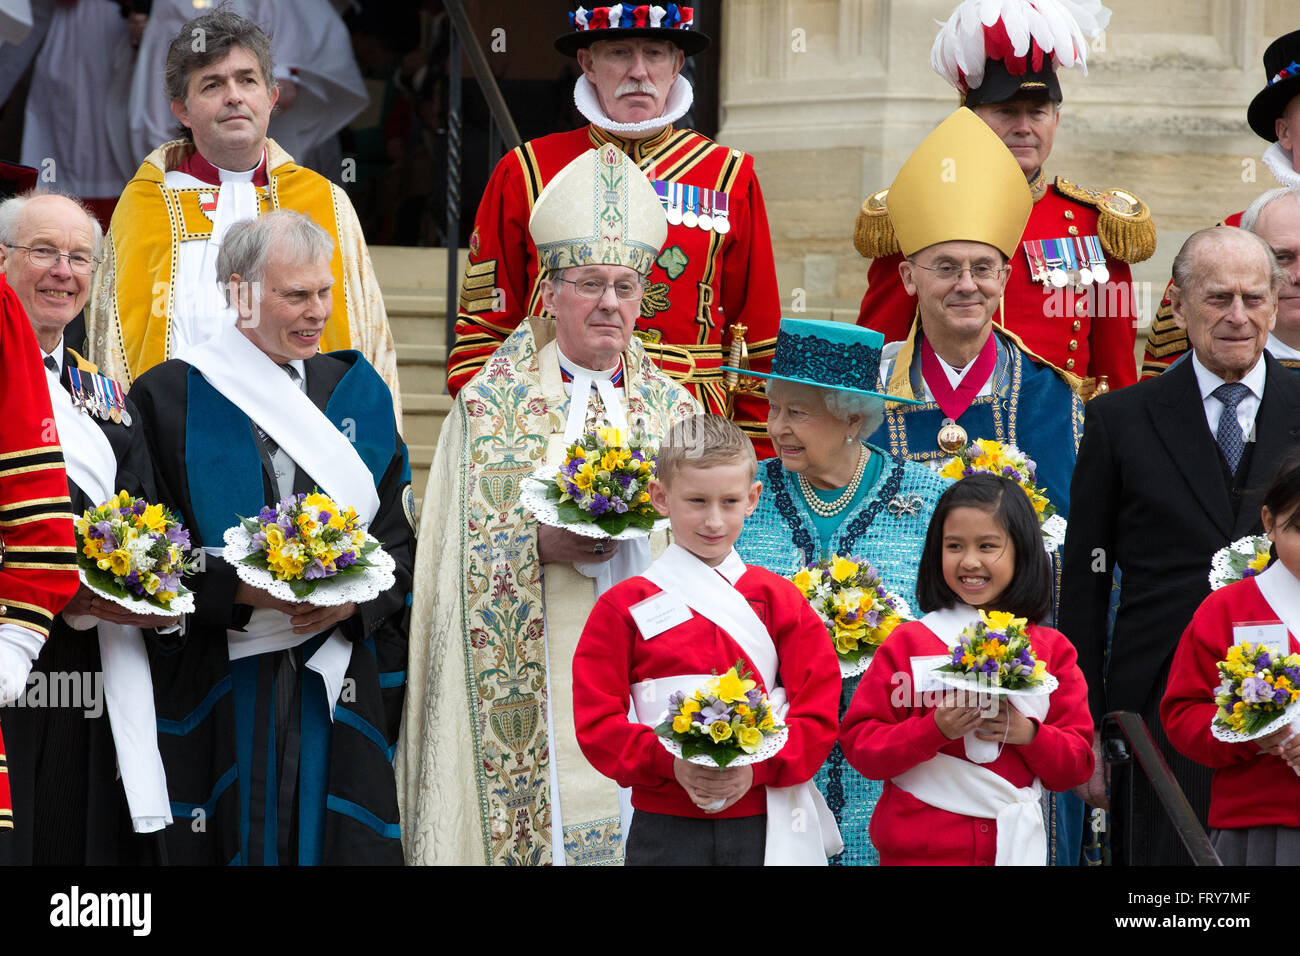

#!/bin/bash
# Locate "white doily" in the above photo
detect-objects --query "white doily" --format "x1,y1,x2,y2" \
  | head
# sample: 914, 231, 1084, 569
222, 525, 396, 607
1209, 535, 1271, 591
933, 670, 1060, 699
79, 569, 195, 617
655, 711, 790, 768
1210, 702, 1300, 745
1041, 514, 1067, 552
837, 595, 912, 680
520, 471, 669, 541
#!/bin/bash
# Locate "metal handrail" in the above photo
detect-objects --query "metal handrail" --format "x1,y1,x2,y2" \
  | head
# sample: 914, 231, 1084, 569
1102, 711, 1221, 866
442, 0, 523, 363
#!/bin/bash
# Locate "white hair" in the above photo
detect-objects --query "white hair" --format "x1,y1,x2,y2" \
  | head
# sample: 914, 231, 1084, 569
0, 189, 104, 260
1241, 186, 1300, 233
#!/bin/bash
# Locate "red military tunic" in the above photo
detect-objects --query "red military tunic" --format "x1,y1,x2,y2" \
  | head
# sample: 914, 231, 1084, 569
855, 172, 1156, 389
1141, 211, 1245, 379
838, 619, 1094, 866
1161, 573, 1300, 831
0, 275, 81, 829
447, 123, 781, 456
572, 565, 840, 820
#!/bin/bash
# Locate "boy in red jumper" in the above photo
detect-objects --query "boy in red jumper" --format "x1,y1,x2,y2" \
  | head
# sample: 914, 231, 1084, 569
572, 414, 841, 865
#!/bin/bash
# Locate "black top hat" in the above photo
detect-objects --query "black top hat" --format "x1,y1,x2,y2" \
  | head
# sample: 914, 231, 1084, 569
1247, 30, 1300, 142
964, 59, 1063, 109
554, 4, 709, 58
0, 161, 38, 202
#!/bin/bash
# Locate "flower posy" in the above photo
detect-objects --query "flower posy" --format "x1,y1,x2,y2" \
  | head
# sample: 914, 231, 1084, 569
939, 438, 1056, 522
935, 609, 1047, 690
788, 555, 909, 663
75, 490, 197, 610
239, 490, 377, 598
1209, 535, 1272, 591
1213, 642, 1300, 735
654, 662, 785, 767
547, 425, 659, 535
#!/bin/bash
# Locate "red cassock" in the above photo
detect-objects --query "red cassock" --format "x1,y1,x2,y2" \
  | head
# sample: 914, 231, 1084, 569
1161, 575, 1300, 830
838, 619, 1094, 866
571, 566, 840, 819
857, 177, 1149, 389
1141, 211, 1245, 379
446, 123, 782, 456
0, 275, 81, 829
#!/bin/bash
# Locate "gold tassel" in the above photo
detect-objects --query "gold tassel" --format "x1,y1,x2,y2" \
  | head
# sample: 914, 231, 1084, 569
1096, 189, 1157, 264
852, 188, 899, 259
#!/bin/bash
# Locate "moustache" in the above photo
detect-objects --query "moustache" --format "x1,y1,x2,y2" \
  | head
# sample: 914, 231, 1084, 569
615, 79, 659, 97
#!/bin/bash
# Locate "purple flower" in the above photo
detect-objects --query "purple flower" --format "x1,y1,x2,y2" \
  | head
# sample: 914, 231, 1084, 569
865, 608, 880, 629
667, 691, 685, 712
588, 494, 610, 516
1258, 651, 1273, 671
746, 688, 762, 708
319, 510, 332, 524
609, 497, 628, 514
165, 525, 190, 548
304, 559, 330, 580
124, 570, 144, 596
335, 550, 357, 570
251, 530, 268, 552
132, 499, 146, 516
94, 521, 119, 552
157, 571, 181, 593
1240, 676, 1273, 704
258, 505, 277, 523
700, 700, 732, 727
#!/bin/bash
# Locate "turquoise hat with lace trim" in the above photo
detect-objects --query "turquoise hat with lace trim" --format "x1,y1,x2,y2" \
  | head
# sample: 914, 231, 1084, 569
721, 317, 923, 406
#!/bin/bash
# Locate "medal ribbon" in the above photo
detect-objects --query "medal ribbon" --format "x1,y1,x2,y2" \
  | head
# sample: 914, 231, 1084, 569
920, 334, 997, 421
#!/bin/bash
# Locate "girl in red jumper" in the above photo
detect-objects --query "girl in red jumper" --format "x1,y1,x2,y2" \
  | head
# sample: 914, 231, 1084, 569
1162, 456, 1300, 865
838, 475, 1094, 865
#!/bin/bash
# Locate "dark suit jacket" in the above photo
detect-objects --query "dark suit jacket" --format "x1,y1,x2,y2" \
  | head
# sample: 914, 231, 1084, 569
1059, 351, 1300, 725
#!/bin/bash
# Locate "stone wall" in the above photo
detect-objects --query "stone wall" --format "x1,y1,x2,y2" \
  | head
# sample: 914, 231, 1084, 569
717, 0, 1296, 332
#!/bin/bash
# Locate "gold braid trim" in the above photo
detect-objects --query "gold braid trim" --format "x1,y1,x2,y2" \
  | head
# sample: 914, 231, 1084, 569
852, 188, 898, 259
1054, 178, 1157, 264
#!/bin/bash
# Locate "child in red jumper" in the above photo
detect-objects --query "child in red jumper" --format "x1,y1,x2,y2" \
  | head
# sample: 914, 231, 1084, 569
838, 474, 1094, 865
572, 415, 841, 865
1163, 455, 1300, 864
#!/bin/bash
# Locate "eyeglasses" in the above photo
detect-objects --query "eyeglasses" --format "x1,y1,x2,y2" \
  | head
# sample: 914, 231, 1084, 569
5, 244, 98, 275
908, 260, 1007, 284
554, 276, 644, 301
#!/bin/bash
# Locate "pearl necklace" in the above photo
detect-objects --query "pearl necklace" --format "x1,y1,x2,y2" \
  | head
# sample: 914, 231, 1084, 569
797, 445, 868, 518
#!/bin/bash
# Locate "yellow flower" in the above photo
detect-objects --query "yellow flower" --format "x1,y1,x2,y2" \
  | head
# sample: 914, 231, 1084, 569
596, 425, 624, 447
303, 492, 334, 511
1248, 551, 1271, 574
939, 458, 967, 481
680, 698, 701, 716
981, 610, 1020, 632
792, 568, 813, 594
82, 538, 103, 559
672, 714, 692, 733
107, 550, 132, 577
714, 667, 756, 703
265, 526, 285, 550
736, 725, 763, 753
830, 555, 858, 584
759, 711, 775, 730
1031, 660, 1047, 680
709, 721, 733, 743
835, 631, 860, 654
573, 464, 595, 492
138, 502, 168, 533
142, 572, 161, 595
114, 490, 132, 509
569, 446, 587, 461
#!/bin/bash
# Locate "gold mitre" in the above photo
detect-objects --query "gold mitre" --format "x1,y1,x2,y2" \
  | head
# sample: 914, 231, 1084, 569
886, 107, 1031, 258
529, 144, 667, 276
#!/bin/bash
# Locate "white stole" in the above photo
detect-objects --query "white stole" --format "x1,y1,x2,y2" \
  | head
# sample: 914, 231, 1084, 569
641, 544, 843, 865
557, 346, 628, 446
46, 359, 172, 833
182, 323, 378, 717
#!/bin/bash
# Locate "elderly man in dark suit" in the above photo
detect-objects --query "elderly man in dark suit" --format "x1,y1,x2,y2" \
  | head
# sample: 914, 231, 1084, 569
1060, 225, 1300, 865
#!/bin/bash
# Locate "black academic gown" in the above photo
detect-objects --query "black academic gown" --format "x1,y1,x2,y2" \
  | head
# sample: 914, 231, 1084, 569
1060, 352, 1300, 864
0, 345, 156, 865
130, 350, 413, 866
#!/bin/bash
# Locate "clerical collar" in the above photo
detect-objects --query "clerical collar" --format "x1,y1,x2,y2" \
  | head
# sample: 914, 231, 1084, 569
557, 345, 622, 386
174, 148, 269, 187
574, 74, 693, 141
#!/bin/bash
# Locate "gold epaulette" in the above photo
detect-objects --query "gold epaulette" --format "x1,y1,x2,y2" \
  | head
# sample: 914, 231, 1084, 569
1054, 177, 1157, 264
852, 187, 898, 259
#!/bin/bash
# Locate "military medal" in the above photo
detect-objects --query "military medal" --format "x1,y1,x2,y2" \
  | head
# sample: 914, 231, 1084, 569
682, 185, 699, 229
652, 179, 670, 217
697, 188, 713, 231
1044, 239, 1069, 288
1073, 237, 1093, 286
665, 182, 684, 226
67, 368, 90, 414
712, 191, 731, 234
1085, 235, 1110, 284
1023, 241, 1050, 286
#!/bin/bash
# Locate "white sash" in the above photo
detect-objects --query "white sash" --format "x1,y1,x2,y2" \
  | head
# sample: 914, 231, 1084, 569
1254, 562, 1300, 647
642, 544, 843, 865
47, 362, 171, 832
180, 322, 380, 523
919, 606, 1050, 763
892, 753, 1046, 866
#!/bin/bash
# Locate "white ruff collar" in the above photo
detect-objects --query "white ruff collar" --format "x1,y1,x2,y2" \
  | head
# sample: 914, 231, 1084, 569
573, 74, 693, 137
1263, 143, 1300, 188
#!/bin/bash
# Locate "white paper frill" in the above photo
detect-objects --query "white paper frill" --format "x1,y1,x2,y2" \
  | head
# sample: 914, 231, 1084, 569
79, 570, 195, 617
520, 467, 670, 541
1209, 535, 1271, 592
654, 709, 790, 769
837, 594, 913, 680
1210, 702, 1300, 746
932, 670, 1060, 700
1041, 513, 1067, 552
221, 524, 396, 607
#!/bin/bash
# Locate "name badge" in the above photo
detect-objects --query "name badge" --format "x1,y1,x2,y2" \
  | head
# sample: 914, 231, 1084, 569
909, 655, 950, 693
1233, 621, 1288, 656
630, 591, 693, 640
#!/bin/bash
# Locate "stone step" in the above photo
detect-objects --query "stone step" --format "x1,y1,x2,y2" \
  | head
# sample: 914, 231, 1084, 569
386, 291, 447, 346
396, 342, 447, 396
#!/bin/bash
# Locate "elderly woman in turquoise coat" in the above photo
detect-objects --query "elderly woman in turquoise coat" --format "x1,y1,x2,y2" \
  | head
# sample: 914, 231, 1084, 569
730, 318, 950, 866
